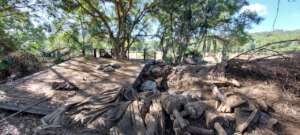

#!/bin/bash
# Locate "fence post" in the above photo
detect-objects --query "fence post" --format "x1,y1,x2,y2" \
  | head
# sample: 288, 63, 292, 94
93, 49, 97, 57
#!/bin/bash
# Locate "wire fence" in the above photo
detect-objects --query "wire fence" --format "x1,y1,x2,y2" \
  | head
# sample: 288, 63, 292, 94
46, 48, 162, 61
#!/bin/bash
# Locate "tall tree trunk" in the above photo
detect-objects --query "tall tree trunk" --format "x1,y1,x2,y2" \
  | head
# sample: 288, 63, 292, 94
82, 49, 85, 56
176, 36, 189, 64
80, 14, 86, 57
159, 31, 167, 61
112, 41, 128, 59
207, 39, 211, 53
202, 37, 207, 56
213, 39, 217, 53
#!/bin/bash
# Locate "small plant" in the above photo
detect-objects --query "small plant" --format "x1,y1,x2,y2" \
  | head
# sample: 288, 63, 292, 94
0, 59, 9, 71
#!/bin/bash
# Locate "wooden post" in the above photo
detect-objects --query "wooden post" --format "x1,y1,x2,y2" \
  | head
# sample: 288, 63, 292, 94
93, 49, 97, 57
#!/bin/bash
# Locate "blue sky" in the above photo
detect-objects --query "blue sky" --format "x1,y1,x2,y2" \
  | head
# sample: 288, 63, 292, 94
247, 0, 300, 32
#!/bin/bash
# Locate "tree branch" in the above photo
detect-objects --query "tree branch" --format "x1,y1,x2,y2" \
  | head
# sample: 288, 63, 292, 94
81, 0, 115, 40
272, 0, 280, 31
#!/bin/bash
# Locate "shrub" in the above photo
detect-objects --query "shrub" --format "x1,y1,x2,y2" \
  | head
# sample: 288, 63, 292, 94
3, 51, 41, 78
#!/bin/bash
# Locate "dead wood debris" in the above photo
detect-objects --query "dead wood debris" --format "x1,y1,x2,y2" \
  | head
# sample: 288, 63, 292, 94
0, 96, 51, 123
226, 56, 300, 97
51, 81, 79, 91
34, 61, 280, 135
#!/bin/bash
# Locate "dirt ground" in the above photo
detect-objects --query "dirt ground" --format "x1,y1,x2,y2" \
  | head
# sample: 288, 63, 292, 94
0, 57, 144, 134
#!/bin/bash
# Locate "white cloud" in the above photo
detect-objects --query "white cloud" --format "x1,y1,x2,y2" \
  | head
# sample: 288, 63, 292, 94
241, 3, 267, 16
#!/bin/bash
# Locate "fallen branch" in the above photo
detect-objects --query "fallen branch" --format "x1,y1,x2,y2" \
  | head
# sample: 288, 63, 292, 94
236, 109, 259, 133
230, 39, 300, 61
214, 122, 228, 135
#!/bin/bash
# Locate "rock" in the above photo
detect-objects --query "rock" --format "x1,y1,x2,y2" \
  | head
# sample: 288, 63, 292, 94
98, 63, 121, 71
103, 66, 115, 72
193, 56, 206, 64
183, 56, 206, 65
140, 80, 158, 92
97, 64, 110, 70
184, 57, 197, 65
111, 64, 121, 69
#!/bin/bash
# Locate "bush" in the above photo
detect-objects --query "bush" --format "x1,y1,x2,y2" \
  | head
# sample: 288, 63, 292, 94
0, 59, 9, 70
0, 59, 10, 80
2, 51, 41, 78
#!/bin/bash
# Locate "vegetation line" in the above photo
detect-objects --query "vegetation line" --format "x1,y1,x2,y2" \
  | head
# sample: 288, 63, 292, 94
230, 38, 300, 60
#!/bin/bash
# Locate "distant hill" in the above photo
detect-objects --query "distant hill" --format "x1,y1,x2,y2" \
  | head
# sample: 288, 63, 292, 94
238, 30, 300, 52
251, 30, 300, 44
